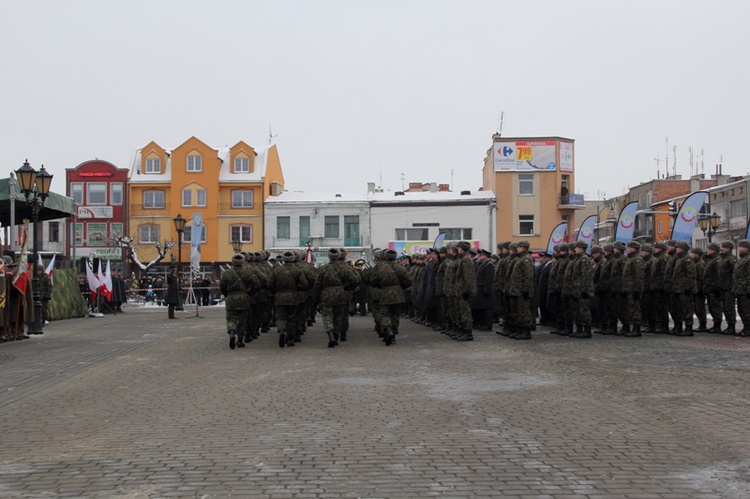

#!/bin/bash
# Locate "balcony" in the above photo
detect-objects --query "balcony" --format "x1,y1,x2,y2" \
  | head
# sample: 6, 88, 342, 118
130, 203, 172, 217
558, 193, 586, 209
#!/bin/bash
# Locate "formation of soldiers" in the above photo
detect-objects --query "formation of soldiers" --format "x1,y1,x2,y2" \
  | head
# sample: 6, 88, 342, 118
217, 236, 750, 350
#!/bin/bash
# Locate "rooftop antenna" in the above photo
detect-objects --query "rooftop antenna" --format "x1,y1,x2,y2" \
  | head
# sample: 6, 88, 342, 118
665, 137, 669, 177
497, 111, 504, 136
268, 125, 277, 145
654, 153, 665, 179
672, 145, 677, 176
689, 146, 693, 177
700, 149, 705, 174
401, 173, 406, 191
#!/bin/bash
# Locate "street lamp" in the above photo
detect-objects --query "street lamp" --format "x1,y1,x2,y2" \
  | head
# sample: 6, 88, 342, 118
698, 211, 721, 242
231, 237, 243, 254
15, 160, 53, 335
173, 213, 186, 311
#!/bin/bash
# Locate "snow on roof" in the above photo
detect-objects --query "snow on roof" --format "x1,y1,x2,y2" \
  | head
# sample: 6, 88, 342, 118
265, 189, 496, 205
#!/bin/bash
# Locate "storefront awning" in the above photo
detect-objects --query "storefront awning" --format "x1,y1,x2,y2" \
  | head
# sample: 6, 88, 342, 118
0, 177, 76, 226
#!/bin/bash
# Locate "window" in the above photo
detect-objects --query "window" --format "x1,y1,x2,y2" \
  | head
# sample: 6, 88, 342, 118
143, 191, 165, 208
658, 220, 663, 233
442, 228, 473, 240
518, 174, 534, 195
71, 183, 83, 205
299, 216, 310, 241
325, 216, 340, 238
519, 215, 534, 235
140, 225, 160, 243
88, 183, 107, 205
145, 157, 161, 174
232, 190, 253, 208
395, 228, 428, 240
182, 189, 192, 207
73, 223, 83, 246
730, 199, 747, 218
110, 223, 124, 238
234, 157, 249, 173
231, 225, 252, 243
182, 225, 207, 243
48, 221, 60, 242
277, 216, 291, 239
187, 154, 202, 172
110, 183, 123, 206
196, 189, 206, 207
344, 215, 360, 245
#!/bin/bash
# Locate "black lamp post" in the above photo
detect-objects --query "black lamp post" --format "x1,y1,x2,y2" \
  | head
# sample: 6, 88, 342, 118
231, 237, 243, 254
698, 211, 721, 242
15, 160, 53, 335
173, 213, 186, 311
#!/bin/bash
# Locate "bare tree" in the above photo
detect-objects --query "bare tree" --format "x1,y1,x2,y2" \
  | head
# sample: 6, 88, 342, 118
111, 236, 176, 272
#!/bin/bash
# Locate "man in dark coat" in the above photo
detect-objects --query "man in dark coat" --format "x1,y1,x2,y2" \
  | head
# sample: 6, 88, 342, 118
536, 252, 553, 327
470, 249, 495, 330
165, 267, 180, 319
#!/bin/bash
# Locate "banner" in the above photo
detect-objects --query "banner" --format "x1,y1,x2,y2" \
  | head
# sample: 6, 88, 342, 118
746, 220, 750, 241
671, 191, 708, 245
493, 140, 557, 171
614, 201, 639, 243
433, 232, 446, 249
546, 222, 568, 255
190, 213, 203, 271
576, 215, 597, 254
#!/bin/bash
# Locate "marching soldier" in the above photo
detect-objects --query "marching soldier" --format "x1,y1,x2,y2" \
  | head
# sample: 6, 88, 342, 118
690, 247, 708, 332
367, 249, 411, 346
220, 254, 260, 349
718, 241, 737, 335
702, 242, 723, 332
621, 240, 644, 336
313, 248, 360, 348
672, 240, 696, 336
269, 251, 308, 348
732, 239, 750, 337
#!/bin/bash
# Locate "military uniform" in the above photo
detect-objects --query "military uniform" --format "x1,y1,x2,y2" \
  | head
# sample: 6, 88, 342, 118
731, 240, 750, 336
717, 241, 737, 334
367, 249, 411, 345
640, 245, 656, 333
649, 243, 669, 333
691, 247, 708, 332
220, 254, 260, 349
508, 240, 534, 340
269, 251, 308, 348
608, 242, 627, 334
594, 245, 614, 334
702, 243, 723, 332
314, 248, 360, 347
38, 266, 52, 325
621, 241, 644, 336
451, 241, 476, 341
569, 241, 594, 338
671, 241, 697, 335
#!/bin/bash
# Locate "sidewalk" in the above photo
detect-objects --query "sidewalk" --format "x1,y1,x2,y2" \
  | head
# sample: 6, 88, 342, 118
1, 306, 749, 498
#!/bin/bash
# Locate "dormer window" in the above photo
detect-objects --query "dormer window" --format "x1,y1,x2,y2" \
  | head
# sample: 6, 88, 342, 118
145, 157, 161, 174
187, 154, 202, 172
234, 157, 249, 173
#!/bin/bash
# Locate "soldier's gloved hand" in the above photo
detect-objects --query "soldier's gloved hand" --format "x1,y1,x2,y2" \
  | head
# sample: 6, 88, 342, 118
684, 290, 692, 296
462, 292, 470, 300
581, 292, 589, 299
522, 292, 530, 299
633, 292, 641, 299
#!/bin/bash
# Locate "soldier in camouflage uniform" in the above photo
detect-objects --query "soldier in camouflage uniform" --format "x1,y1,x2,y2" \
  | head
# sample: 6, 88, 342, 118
621, 240, 644, 336
499, 243, 519, 336
718, 240, 737, 334
570, 240, 594, 338
368, 249, 411, 346
269, 251, 308, 348
702, 242, 723, 332
313, 248, 360, 347
243, 252, 268, 342
594, 244, 614, 334
690, 247, 708, 332
441, 243, 460, 337
258, 251, 275, 331
507, 240, 534, 340
649, 242, 669, 333
434, 246, 449, 332
609, 241, 627, 334
549, 244, 569, 335
663, 240, 680, 331
365, 250, 384, 337
493, 242, 511, 328
731, 239, 750, 337
220, 254, 260, 350
590, 246, 604, 331
639, 244, 656, 333
452, 241, 477, 341
671, 240, 697, 336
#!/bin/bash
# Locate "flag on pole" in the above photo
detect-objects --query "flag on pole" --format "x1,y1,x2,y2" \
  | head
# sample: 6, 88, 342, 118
12, 221, 31, 296
97, 261, 111, 300
576, 215, 598, 254
305, 243, 313, 264
545, 222, 568, 256
44, 254, 56, 284
670, 191, 708, 245
86, 260, 102, 302
103, 260, 113, 298
613, 201, 639, 243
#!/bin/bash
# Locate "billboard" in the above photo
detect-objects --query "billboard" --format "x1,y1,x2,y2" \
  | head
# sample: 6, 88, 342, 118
493, 140, 557, 171
560, 141, 574, 172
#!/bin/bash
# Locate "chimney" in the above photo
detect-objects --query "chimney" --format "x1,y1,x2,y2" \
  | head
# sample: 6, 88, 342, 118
367, 182, 375, 195
430, 182, 438, 192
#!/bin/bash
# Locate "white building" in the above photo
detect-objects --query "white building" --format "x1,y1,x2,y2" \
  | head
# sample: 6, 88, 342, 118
264, 185, 496, 263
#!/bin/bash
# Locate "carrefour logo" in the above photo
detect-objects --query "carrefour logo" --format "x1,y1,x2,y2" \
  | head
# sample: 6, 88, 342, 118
498, 146, 514, 157
620, 215, 634, 229
681, 207, 697, 223
562, 150, 572, 162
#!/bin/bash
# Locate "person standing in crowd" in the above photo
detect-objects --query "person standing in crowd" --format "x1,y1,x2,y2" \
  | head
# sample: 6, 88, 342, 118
649, 242, 669, 333
507, 240, 534, 340
732, 239, 750, 337
153, 274, 165, 306
493, 242, 510, 330
471, 249, 495, 331
110, 269, 127, 313
672, 240, 696, 336
594, 244, 614, 334
691, 247, 708, 332
640, 244, 656, 333
702, 242, 723, 333
536, 252, 553, 327
452, 241, 477, 341
550, 244, 571, 335
37, 264, 52, 327
165, 266, 180, 319
609, 241, 627, 334
200, 274, 211, 307
352, 259, 369, 316
718, 240, 737, 335
570, 241, 594, 338
663, 240, 680, 332
621, 240, 644, 337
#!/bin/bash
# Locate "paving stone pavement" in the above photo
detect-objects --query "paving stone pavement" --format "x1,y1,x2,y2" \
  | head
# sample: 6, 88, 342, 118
1, 305, 750, 498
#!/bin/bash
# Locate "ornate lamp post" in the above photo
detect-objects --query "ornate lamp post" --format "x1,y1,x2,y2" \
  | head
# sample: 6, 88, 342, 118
15, 160, 53, 335
173, 213, 186, 311
698, 211, 721, 242
231, 237, 243, 254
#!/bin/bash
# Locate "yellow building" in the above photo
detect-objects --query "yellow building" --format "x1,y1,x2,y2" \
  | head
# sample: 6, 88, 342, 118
482, 134, 584, 250
128, 137, 284, 271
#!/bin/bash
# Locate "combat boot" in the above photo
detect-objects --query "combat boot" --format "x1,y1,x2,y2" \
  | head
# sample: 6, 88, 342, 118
340, 332, 347, 342
722, 323, 736, 335
572, 325, 592, 338
456, 330, 474, 341
677, 323, 694, 337
625, 324, 642, 337
326, 331, 337, 348
669, 322, 682, 335
514, 328, 532, 340
229, 329, 237, 350
696, 322, 709, 333
384, 326, 395, 346
646, 321, 656, 334
709, 323, 722, 333
615, 323, 627, 336
236, 336, 245, 348
278, 330, 286, 348
739, 326, 750, 337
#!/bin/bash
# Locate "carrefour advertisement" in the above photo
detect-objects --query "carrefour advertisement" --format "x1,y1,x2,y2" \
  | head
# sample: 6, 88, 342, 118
560, 141, 574, 172
493, 141, 557, 171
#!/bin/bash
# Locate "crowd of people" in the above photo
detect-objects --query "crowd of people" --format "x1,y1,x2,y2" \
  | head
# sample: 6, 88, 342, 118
0, 255, 50, 342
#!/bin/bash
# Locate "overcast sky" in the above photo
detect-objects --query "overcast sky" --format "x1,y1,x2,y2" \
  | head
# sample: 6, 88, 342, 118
2, 1, 747, 200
